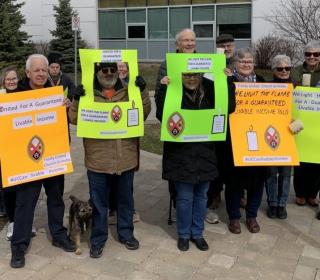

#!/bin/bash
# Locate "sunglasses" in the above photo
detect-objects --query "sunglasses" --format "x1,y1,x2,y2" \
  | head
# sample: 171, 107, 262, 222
276, 67, 292, 72
100, 67, 117, 74
304, 52, 320, 57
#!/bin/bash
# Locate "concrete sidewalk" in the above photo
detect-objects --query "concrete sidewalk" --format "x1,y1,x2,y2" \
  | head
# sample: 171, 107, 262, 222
1, 125, 320, 280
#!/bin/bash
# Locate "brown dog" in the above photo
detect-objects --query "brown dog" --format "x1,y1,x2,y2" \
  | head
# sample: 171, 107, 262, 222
69, 195, 92, 255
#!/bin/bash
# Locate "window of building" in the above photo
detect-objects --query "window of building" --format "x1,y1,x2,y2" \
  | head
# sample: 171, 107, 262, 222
169, 7, 190, 38
192, 6, 215, 21
99, 0, 125, 8
148, 0, 169, 6
216, 5, 251, 38
193, 23, 214, 38
99, 11, 126, 39
127, 0, 147, 7
128, 25, 146, 38
218, 24, 251, 39
192, 0, 215, 3
148, 8, 168, 39
169, 0, 191, 4
127, 9, 146, 23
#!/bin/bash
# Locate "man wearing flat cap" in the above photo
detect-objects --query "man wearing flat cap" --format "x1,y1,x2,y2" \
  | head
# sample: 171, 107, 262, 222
216, 34, 235, 67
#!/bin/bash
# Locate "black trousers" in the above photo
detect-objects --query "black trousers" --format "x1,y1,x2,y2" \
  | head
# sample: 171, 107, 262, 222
11, 175, 67, 253
3, 189, 16, 222
294, 163, 320, 199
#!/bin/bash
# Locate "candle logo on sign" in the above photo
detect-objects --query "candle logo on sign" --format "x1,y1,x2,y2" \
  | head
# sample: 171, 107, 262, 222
246, 125, 259, 151
264, 126, 280, 150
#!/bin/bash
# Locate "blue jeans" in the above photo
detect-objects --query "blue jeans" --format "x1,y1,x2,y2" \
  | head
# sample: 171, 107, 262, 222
266, 166, 291, 207
87, 169, 134, 248
175, 181, 209, 239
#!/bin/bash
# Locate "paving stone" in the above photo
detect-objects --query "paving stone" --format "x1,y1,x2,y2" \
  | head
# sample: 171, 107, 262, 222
94, 275, 122, 280
0, 269, 36, 280
293, 265, 316, 280
208, 254, 235, 269
247, 233, 277, 252
127, 271, 161, 280
34, 263, 64, 279
51, 270, 91, 280
258, 269, 293, 280
302, 245, 320, 260
24, 254, 50, 271
298, 256, 320, 269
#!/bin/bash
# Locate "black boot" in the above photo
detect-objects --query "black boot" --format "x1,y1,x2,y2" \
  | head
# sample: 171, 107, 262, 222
10, 249, 25, 268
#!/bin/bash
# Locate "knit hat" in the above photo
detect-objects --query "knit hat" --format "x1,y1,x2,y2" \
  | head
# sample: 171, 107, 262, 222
216, 34, 234, 44
47, 52, 63, 65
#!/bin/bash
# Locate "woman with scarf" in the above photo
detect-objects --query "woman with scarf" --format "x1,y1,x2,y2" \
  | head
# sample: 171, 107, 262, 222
224, 48, 267, 234
265, 55, 294, 219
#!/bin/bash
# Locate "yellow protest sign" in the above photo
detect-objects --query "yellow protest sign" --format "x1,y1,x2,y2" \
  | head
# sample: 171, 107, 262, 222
229, 82, 299, 166
0, 87, 73, 187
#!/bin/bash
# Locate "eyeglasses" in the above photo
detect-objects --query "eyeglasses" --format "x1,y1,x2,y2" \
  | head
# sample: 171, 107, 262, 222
305, 52, 320, 57
238, 60, 254, 65
276, 67, 292, 72
100, 67, 117, 74
5, 77, 18, 82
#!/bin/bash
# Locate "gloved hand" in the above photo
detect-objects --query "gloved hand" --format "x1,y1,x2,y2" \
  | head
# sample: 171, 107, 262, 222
135, 75, 146, 92
289, 119, 303, 134
73, 84, 85, 101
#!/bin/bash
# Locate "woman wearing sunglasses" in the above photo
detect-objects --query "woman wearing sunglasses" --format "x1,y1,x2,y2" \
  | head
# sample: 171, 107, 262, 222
291, 41, 320, 208
265, 55, 293, 219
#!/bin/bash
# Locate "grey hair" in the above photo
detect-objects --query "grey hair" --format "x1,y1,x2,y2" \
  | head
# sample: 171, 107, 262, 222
175, 28, 195, 44
234, 48, 254, 62
26, 54, 49, 70
305, 40, 320, 52
271, 55, 292, 69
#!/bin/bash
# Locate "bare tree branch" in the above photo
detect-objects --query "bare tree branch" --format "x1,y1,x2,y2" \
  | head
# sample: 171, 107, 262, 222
267, 0, 320, 45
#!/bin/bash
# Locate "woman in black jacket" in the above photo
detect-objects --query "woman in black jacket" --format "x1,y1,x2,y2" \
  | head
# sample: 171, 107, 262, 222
157, 71, 235, 251
265, 55, 294, 220
224, 48, 267, 234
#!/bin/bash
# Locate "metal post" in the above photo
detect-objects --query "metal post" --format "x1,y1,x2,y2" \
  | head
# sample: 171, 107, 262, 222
74, 30, 78, 86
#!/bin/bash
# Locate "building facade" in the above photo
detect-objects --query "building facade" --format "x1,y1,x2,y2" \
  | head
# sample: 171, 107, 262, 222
20, 0, 278, 60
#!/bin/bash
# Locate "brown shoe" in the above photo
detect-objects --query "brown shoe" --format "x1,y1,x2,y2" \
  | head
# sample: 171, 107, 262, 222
246, 218, 260, 233
307, 198, 319, 207
228, 219, 241, 234
295, 197, 306, 206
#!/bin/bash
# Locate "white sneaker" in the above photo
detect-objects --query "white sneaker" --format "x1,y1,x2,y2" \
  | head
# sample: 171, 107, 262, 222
6, 222, 14, 241
31, 225, 37, 237
133, 211, 140, 223
205, 210, 219, 224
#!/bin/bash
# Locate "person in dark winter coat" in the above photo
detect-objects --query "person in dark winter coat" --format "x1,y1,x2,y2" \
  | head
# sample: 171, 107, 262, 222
47, 51, 75, 101
155, 28, 197, 222
10, 54, 75, 269
224, 48, 267, 235
157, 66, 236, 251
